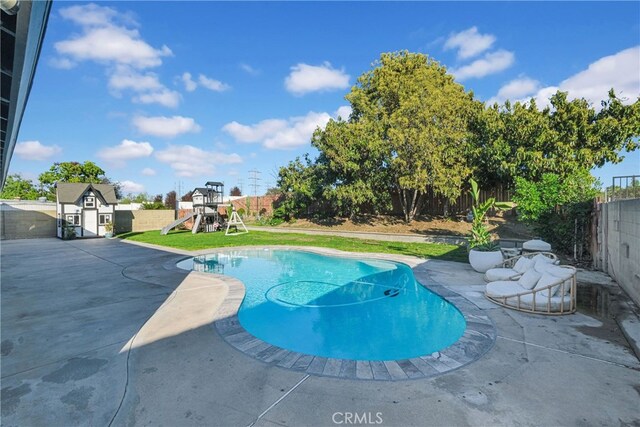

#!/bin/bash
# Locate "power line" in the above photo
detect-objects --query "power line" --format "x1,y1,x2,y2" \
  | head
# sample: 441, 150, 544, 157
248, 169, 261, 213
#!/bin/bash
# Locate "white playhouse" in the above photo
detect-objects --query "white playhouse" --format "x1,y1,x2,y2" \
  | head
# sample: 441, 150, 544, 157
56, 183, 118, 238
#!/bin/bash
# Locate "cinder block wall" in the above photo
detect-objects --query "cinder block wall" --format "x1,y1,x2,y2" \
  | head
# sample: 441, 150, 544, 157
115, 210, 175, 233
1, 210, 57, 239
602, 199, 640, 305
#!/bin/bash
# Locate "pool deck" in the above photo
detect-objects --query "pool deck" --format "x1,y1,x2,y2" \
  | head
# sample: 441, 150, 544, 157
2, 238, 639, 426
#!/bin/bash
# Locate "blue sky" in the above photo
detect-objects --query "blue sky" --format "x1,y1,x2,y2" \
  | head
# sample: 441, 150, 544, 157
10, 1, 640, 197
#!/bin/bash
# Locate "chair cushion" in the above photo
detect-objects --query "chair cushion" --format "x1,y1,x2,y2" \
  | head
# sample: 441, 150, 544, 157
518, 269, 542, 290
486, 281, 526, 298
513, 256, 534, 274
533, 258, 554, 274
532, 253, 555, 265
485, 268, 519, 282
517, 293, 573, 312
533, 272, 563, 297
545, 265, 574, 295
523, 239, 552, 251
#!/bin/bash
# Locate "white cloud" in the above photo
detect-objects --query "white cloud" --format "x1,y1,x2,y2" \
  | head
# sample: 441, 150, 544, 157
222, 119, 288, 143
48, 57, 76, 69
335, 105, 352, 121
141, 167, 156, 176
59, 3, 119, 27
557, 46, 639, 105
53, 3, 177, 109
97, 139, 154, 167
14, 141, 62, 161
451, 50, 515, 81
198, 74, 230, 92
240, 63, 260, 75
490, 47, 640, 110
285, 62, 350, 95
108, 66, 163, 93
264, 112, 332, 149
487, 77, 541, 105
181, 72, 197, 92
133, 89, 181, 108
55, 25, 172, 69
108, 66, 179, 108
444, 27, 496, 60
155, 145, 242, 178
223, 108, 349, 150
119, 180, 145, 193
132, 116, 202, 138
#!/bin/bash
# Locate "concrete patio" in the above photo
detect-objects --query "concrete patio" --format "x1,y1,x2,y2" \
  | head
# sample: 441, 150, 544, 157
1, 238, 639, 426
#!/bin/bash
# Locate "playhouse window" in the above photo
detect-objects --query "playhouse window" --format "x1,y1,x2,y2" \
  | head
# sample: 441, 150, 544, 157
84, 196, 95, 208
66, 215, 80, 225
99, 214, 112, 225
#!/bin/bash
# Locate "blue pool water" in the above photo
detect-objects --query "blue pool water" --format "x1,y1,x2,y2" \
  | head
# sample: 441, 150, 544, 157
180, 249, 466, 361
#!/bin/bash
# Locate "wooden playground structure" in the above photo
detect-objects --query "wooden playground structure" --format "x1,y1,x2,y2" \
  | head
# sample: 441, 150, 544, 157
160, 181, 247, 236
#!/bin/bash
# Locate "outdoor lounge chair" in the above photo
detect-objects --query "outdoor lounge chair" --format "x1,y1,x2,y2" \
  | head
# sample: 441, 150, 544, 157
485, 264, 576, 315
484, 252, 558, 282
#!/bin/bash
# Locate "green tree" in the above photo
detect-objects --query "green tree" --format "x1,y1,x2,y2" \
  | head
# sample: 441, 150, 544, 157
474, 90, 640, 187
315, 51, 479, 222
120, 192, 152, 204
0, 174, 40, 200
513, 169, 599, 258
38, 161, 108, 200
277, 156, 323, 220
312, 118, 391, 217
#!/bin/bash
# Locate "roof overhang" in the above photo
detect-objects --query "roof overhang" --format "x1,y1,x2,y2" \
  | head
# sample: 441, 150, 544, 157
1, 0, 52, 188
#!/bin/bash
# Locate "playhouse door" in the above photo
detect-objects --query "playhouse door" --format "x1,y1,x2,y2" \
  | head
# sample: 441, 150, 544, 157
83, 211, 97, 237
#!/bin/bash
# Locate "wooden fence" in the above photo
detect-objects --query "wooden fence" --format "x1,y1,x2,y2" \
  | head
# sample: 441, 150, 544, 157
392, 184, 512, 217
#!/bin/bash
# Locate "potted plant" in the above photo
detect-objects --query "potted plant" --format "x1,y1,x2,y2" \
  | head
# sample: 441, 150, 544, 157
62, 224, 76, 240
468, 178, 514, 273
104, 221, 114, 239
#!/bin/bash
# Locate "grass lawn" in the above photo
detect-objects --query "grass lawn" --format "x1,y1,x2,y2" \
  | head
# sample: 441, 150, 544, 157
118, 229, 468, 262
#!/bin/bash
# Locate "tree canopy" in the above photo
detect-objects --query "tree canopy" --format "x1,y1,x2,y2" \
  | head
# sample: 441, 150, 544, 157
277, 51, 639, 223
0, 175, 40, 200
37, 161, 123, 200
311, 51, 479, 221
473, 90, 640, 188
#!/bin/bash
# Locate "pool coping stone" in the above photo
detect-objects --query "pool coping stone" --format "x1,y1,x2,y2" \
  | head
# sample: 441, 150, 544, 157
184, 246, 498, 381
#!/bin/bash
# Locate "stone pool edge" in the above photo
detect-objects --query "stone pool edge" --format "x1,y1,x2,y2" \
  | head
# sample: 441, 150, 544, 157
180, 245, 497, 382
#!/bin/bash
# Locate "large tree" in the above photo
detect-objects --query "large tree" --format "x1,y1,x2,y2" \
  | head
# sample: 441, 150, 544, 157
38, 161, 122, 200
0, 175, 40, 200
277, 156, 324, 219
164, 191, 177, 209
473, 90, 640, 187
314, 51, 479, 221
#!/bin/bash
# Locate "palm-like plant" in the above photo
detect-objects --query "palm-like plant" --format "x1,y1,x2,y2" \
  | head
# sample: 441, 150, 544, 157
469, 178, 514, 251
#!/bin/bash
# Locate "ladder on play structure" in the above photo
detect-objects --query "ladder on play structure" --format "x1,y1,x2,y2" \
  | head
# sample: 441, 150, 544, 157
225, 210, 248, 236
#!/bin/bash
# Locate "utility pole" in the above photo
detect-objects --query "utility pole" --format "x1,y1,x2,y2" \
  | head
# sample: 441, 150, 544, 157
248, 169, 261, 214
237, 178, 244, 195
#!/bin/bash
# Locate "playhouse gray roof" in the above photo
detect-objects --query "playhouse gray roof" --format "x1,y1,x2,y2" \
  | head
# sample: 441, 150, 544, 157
56, 183, 118, 204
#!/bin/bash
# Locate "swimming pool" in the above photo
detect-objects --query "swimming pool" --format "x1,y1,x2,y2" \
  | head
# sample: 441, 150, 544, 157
179, 249, 466, 361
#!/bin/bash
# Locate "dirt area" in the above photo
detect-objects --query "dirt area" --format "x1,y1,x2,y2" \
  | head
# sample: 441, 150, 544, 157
272, 213, 535, 240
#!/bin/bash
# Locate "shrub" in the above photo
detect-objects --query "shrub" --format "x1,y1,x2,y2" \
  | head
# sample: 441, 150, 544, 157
513, 170, 599, 259
468, 178, 514, 251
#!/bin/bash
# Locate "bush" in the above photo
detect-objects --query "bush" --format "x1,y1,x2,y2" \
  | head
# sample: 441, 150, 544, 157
141, 201, 166, 210
513, 170, 599, 259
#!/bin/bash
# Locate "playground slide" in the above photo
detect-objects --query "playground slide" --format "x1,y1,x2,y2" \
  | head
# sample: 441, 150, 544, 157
160, 212, 195, 235
191, 213, 202, 234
